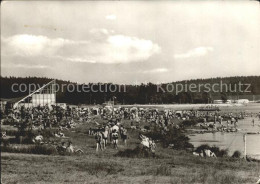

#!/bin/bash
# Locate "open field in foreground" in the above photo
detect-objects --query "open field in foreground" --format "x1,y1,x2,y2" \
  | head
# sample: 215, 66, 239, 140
1, 149, 260, 184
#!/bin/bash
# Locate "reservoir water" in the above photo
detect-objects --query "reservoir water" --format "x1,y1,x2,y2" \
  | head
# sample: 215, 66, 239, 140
189, 117, 260, 159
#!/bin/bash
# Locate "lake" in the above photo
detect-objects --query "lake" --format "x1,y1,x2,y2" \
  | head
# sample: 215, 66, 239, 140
189, 117, 260, 159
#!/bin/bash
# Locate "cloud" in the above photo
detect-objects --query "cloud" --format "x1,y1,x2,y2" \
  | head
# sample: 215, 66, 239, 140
105, 14, 117, 20
2, 63, 49, 69
142, 68, 168, 74
55, 56, 97, 63
1, 34, 75, 56
2, 34, 161, 64
174, 47, 213, 59
89, 28, 114, 35
55, 34, 161, 64
105, 35, 161, 63
119, 68, 168, 74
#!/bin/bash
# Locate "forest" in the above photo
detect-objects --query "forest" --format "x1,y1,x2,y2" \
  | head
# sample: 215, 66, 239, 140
1, 76, 260, 105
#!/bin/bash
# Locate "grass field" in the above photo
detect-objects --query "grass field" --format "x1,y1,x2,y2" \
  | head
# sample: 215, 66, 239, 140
1, 148, 260, 184
1, 104, 260, 184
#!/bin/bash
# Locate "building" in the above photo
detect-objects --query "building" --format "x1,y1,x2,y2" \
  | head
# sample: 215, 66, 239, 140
213, 100, 232, 104
235, 99, 249, 104
0, 97, 24, 111
13, 80, 56, 108
102, 100, 114, 107
0, 99, 7, 111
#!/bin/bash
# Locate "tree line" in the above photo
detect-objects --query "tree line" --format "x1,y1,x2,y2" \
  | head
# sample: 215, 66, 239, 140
0, 76, 259, 105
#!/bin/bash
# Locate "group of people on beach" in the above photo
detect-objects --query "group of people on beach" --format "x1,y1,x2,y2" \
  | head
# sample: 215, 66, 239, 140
2, 103, 260, 156
93, 121, 128, 151
2, 105, 91, 130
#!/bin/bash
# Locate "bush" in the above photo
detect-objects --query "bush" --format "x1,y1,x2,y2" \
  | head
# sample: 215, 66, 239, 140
5, 129, 18, 136
145, 127, 164, 141
196, 118, 205, 123
146, 127, 194, 150
1, 145, 58, 155
162, 128, 194, 149
181, 120, 198, 127
13, 130, 36, 144
195, 144, 211, 153
232, 150, 241, 158
195, 144, 229, 157
40, 129, 55, 139
217, 148, 229, 158
31, 145, 58, 155
17, 136, 34, 144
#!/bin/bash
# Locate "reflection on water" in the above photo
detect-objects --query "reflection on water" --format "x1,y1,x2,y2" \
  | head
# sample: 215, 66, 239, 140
189, 117, 260, 159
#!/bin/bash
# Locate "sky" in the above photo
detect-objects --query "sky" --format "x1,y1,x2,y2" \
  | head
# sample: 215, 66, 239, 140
1, 1, 260, 84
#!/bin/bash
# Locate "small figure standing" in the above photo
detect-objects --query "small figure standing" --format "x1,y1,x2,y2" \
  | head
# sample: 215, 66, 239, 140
121, 127, 127, 146
150, 140, 156, 157
95, 132, 103, 151
111, 129, 119, 149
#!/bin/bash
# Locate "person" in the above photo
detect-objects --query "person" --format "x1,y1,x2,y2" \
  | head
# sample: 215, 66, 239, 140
121, 127, 127, 145
227, 120, 230, 128
109, 124, 114, 143
219, 116, 223, 125
112, 123, 119, 133
119, 125, 124, 138
150, 140, 156, 157
95, 131, 103, 151
252, 119, 255, 126
102, 126, 109, 148
61, 142, 67, 153
111, 129, 119, 149
67, 141, 74, 153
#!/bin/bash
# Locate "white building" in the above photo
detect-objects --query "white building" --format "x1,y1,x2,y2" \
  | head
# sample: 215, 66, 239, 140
235, 99, 249, 104
213, 100, 232, 104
